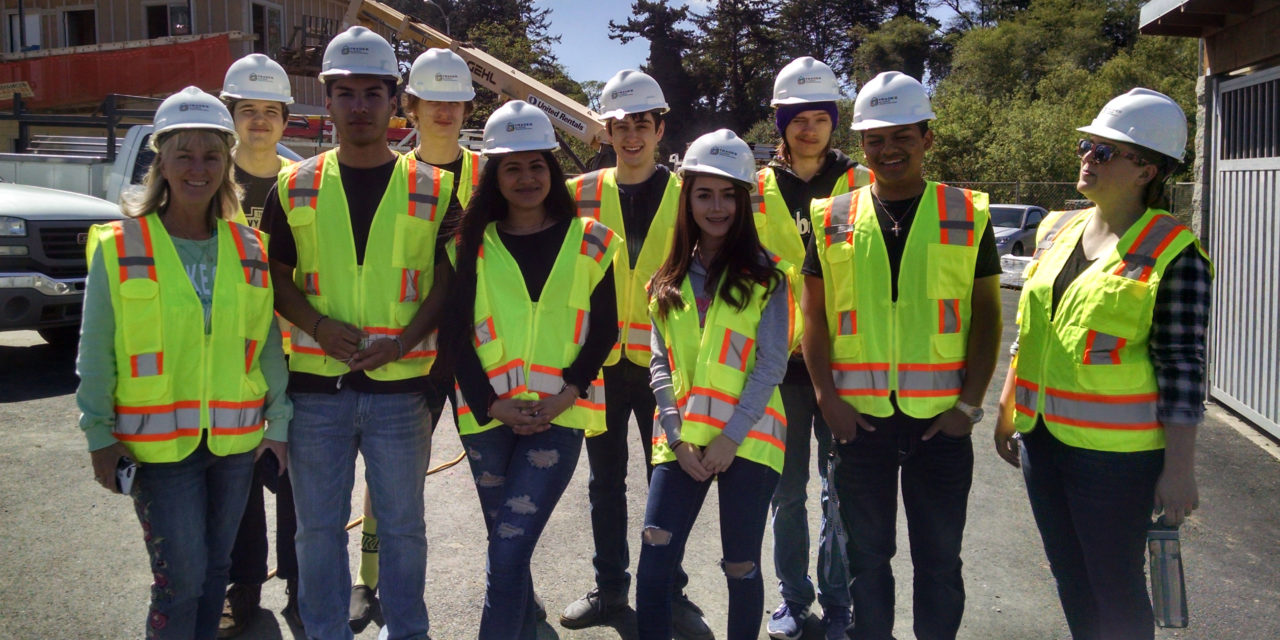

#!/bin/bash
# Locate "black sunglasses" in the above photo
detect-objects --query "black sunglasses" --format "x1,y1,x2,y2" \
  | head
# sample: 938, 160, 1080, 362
1076, 138, 1148, 166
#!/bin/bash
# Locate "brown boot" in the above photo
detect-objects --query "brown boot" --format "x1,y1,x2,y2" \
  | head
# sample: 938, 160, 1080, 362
217, 583, 261, 638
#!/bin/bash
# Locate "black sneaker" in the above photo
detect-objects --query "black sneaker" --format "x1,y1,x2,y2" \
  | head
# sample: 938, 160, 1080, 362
281, 579, 304, 631
559, 587, 628, 629
217, 583, 261, 638
349, 584, 380, 633
671, 592, 714, 640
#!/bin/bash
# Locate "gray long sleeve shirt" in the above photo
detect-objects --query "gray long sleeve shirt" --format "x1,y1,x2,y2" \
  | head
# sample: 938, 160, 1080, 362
649, 254, 790, 447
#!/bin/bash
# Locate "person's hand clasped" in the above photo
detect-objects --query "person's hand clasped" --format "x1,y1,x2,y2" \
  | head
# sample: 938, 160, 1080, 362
529, 385, 578, 428
673, 441, 711, 482
491, 398, 549, 436
701, 435, 739, 475
347, 337, 401, 372
315, 316, 364, 361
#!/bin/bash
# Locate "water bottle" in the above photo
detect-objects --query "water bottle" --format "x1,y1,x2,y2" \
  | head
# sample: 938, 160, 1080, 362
1148, 520, 1188, 628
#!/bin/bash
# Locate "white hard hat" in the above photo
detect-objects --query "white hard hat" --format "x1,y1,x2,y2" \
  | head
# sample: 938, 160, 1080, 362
319, 26, 401, 84
599, 69, 669, 120
851, 71, 935, 131
405, 48, 475, 102
679, 129, 756, 192
772, 57, 842, 106
1077, 88, 1187, 162
481, 100, 558, 155
220, 53, 294, 104
151, 86, 237, 151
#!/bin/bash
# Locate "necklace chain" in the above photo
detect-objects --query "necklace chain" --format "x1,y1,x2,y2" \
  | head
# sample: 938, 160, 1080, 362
871, 190, 922, 238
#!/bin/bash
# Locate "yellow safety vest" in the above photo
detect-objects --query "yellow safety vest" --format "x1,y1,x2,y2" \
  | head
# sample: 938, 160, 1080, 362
458, 149, 483, 209
649, 268, 789, 474
752, 165, 873, 353
448, 217, 620, 436
230, 155, 297, 352
87, 214, 272, 463
809, 182, 990, 419
278, 150, 453, 380
568, 167, 681, 367
1013, 207, 1211, 452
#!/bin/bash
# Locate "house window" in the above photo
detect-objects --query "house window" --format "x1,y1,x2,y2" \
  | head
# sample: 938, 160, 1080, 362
146, 2, 193, 39
250, 2, 283, 56
5, 13, 42, 53
64, 9, 96, 47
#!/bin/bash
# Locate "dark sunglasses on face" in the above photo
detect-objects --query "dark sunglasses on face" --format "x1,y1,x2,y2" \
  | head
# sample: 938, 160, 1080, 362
1076, 138, 1149, 166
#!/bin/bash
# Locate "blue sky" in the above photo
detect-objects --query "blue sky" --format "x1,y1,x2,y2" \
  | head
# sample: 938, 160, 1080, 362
535, 0, 715, 84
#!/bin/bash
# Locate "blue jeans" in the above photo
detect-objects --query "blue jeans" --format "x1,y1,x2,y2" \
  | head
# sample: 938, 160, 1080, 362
131, 439, 255, 640
462, 424, 584, 639
1021, 423, 1164, 640
586, 360, 689, 598
289, 390, 432, 640
771, 379, 851, 611
636, 459, 780, 640
832, 407, 973, 640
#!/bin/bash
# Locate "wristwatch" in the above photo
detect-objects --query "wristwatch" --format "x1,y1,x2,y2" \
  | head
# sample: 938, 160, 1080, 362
953, 400, 985, 424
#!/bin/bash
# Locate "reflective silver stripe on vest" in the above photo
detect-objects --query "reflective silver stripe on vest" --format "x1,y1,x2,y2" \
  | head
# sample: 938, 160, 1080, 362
211, 401, 265, 431
1014, 379, 1039, 414
303, 272, 320, 295
408, 162, 441, 221
833, 365, 890, 395
837, 310, 856, 336
401, 269, 421, 302
132, 352, 162, 377
575, 172, 602, 218
490, 363, 525, 397
244, 339, 257, 373
823, 192, 857, 246
115, 405, 201, 436
527, 366, 562, 396
938, 185, 975, 246
574, 310, 589, 346
230, 223, 269, 287
1115, 215, 1184, 281
1043, 389, 1159, 429
1084, 331, 1124, 365
118, 218, 156, 282
475, 317, 496, 346
625, 324, 651, 352
719, 329, 753, 371
1033, 209, 1088, 259
751, 173, 767, 212
581, 219, 612, 263
288, 157, 322, 209
940, 299, 961, 334
897, 365, 965, 396
756, 409, 786, 444
685, 391, 737, 427
408, 330, 437, 357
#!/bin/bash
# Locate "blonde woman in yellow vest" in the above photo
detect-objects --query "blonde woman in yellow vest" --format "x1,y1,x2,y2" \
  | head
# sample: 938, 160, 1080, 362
759, 56, 872, 640
562, 69, 714, 637
347, 47, 485, 628
635, 130, 790, 640
994, 89, 1212, 640
75, 87, 290, 640
802, 72, 1003, 640
443, 101, 618, 639
217, 52, 304, 635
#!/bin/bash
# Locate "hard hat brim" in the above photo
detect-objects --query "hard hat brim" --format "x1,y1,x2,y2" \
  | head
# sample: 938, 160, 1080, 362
771, 94, 842, 106
150, 124, 237, 151
219, 90, 296, 105
599, 104, 672, 121
403, 86, 476, 102
481, 142, 560, 156
318, 69, 403, 85
677, 167, 756, 193
850, 113, 936, 131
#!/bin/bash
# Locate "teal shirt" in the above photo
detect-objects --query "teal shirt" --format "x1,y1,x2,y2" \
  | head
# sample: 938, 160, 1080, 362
76, 227, 292, 451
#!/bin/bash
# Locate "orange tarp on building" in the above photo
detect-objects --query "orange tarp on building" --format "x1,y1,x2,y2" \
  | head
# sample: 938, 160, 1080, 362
0, 35, 232, 109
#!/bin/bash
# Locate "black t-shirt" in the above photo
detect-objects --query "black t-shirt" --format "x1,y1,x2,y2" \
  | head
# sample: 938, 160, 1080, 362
802, 191, 1003, 301
261, 156, 422, 394
616, 165, 673, 269
770, 149, 860, 253
452, 217, 619, 424
234, 164, 279, 230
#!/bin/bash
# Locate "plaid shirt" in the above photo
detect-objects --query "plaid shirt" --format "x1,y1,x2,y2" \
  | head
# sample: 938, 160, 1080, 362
1011, 244, 1213, 427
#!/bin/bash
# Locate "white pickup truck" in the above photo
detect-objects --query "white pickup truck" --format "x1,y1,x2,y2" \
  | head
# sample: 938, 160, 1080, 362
0, 126, 299, 345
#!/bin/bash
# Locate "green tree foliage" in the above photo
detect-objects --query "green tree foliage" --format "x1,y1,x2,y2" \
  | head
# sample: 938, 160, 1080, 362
609, 1, 700, 156
687, 1, 784, 133
850, 15, 940, 86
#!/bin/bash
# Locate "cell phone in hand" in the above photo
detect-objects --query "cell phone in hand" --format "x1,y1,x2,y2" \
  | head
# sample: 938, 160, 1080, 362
116, 456, 137, 494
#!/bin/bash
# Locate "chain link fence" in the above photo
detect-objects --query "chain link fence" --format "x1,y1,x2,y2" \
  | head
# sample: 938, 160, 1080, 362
947, 181, 1197, 225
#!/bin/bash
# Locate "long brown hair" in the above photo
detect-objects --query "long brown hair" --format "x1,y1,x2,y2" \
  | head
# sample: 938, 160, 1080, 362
122, 129, 241, 225
650, 173, 782, 319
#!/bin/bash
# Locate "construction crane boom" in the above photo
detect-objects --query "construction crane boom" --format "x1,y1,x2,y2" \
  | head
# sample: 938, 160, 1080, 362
344, 0, 606, 147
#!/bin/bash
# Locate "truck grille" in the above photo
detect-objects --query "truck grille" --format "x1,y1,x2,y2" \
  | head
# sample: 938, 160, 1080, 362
40, 226, 92, 260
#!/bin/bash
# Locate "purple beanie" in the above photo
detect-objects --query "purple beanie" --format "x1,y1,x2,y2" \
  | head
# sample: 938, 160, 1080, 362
776, 101, 839, 137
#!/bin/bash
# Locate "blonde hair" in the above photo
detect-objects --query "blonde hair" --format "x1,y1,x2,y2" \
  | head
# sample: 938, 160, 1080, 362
122, 129, 242, 226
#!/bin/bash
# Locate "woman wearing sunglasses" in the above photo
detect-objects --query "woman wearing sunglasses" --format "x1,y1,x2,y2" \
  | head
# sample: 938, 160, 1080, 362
993, 88, 1213, 640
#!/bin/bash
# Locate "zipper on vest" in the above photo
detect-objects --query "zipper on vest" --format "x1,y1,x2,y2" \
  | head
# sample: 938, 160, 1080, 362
889, 300, 899, 397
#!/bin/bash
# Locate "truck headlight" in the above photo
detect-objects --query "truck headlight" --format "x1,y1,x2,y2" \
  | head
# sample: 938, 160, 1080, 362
0, 216, 26, 237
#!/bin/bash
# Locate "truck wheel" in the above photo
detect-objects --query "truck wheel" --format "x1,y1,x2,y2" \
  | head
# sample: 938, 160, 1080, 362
38, 326, 80, 348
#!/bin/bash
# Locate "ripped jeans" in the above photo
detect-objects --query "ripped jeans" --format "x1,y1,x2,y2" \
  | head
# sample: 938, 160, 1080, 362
636, 458, 780, 640
461, 424, 584, 640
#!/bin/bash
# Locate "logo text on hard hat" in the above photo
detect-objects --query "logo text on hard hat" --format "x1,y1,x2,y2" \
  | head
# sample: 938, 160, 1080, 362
435, 73, 459, 82
342, 45, 370, 56
709, 147, 738, 159
610, 88, 635, 100
869, 96, 898, 107
506, 122, 536, 133
797, 76, 823, 85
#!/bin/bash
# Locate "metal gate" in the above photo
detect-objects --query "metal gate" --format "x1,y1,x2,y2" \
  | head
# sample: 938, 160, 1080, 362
1209, 66, 1280, 438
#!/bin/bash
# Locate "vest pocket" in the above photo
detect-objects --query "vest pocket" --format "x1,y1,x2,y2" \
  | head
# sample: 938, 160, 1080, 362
285, 207, 320, 272
931, 332, 966, 360
475, 336, 504, 368
392, 214, 436, 268
1079, 275, 1152, 341
823, 242, 857, 311
1075, 361, 1150, 392
237, 283, 273, 341
120, 278, 162, 356
709, 362, 747, 393
927, 243, 977, 299
833, 333, 864, 358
